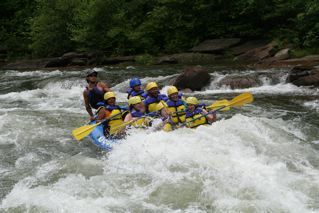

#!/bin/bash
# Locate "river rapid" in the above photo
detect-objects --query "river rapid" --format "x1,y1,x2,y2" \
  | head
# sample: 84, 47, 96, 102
0, 66, 318, 212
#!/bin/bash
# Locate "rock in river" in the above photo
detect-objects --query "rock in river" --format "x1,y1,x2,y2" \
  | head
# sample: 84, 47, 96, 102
286, 66, 319, 87
173, 66, 211, 91
219, 75, 260, 89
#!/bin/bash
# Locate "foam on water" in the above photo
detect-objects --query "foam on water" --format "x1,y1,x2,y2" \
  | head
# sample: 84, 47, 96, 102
0, 79, 86, 112
195, 83, 319, 96
304, 100, 319, 112
4, 70, 64, 77
1, 115, 318, 212
111, 74, 178, 91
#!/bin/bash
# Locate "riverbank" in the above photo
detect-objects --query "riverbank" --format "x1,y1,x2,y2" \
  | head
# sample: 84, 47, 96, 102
1, 39, 319, 71
2, 39, 319, 89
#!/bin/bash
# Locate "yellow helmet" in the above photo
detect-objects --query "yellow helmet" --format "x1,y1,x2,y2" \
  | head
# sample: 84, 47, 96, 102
167, 86, 178, 96
104, 92, 116, 100
186, 97, 199, 105
145, 82, 158, 91
128, 96, 142, 106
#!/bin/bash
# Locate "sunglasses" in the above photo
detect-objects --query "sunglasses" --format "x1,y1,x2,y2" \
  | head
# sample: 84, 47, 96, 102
88, 74, 97, 77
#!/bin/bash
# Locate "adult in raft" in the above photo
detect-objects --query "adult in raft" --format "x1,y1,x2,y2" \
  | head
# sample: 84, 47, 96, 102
83, 70, 111, 121
126, 78, 147, 99
96, 92, 126, 135
144, 82, 169, 114
185, 97, 216, 128
163, 86, 186, 131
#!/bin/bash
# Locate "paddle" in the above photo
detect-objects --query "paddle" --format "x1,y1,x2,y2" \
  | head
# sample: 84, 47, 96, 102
170, 99, 230, 116
72, 111, 127, 141
180, 92, 253, 128
206, 99, 230, 111
109, 112, 158, 135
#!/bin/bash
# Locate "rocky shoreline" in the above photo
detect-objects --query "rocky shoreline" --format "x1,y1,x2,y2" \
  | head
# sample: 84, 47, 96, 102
1, 38, 319, 89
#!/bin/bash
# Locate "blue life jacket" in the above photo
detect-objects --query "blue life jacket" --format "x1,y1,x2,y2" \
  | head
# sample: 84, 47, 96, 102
130, 108, 145, 118
126, 88, 147, 99
86, 84, 104, 109
105, 105, 122, 111
166, 99, 185, 108
178, 92, 183, 99
186, 107, 204, 118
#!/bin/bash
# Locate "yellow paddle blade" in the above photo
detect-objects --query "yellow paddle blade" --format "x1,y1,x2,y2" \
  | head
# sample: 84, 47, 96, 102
109, 120, 134, 135
72, 122, 100, 141
229, 92, 254, 107
207, 99, 230, 111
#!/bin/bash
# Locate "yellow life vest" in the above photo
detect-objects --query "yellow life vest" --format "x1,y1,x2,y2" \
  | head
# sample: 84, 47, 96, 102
166, 99, 186, 124
144, 95, 168, 113
131, 117, 149, 128
185, 108, 208, 128
130, 109, 150, 128
105, 106, 124, 133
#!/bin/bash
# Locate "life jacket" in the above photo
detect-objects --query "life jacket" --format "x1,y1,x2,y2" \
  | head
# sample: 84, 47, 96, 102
144, 93, 168, 113
166, 99, 186, 124
127, 88, 147, 100
185, 107, 208, 128
104, 105, 124, 132
86, 83, 105, 109
130, 108, 148, 127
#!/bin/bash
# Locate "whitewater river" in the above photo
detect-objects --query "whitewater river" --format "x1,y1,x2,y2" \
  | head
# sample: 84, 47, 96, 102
0, 66, 318, 212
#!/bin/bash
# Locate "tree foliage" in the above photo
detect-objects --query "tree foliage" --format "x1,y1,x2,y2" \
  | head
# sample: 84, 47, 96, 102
1, 0, 318, 58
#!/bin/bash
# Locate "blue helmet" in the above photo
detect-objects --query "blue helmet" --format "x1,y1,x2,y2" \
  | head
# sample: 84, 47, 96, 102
129, 78, 141, 88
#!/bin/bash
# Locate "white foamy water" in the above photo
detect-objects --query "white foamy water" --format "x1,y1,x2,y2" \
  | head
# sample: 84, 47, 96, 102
0, 79, 86, 112
1, 115, 318, 212
5, 70, 64, 77
304, 100, 319, 112
196, 83, 319, 96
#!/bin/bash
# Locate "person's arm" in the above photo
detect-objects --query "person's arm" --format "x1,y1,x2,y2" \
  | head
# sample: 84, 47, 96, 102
202, 109, 216, 123
83, 90, 94, 120
124, 113, 133, 122
160, 108, 169, 119
99, 82, 111, 92
96, 108, 106, 122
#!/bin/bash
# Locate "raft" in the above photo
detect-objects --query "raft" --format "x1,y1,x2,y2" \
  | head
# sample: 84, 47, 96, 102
87, 121, 118, 150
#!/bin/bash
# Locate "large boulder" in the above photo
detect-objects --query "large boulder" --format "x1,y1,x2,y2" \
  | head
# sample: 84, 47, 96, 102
45, 57, 70, 67
61, 52, 87, 60
235, 41, 278, 62
69, 58, 88, 66
170, 53, 220, 64
2, 58, 54, 70
154, 55, 178, 65
219, 75, 260, 89
231, 40, 269, 56
190, 38, 241, 53
286, 66, 319, 87
173, 66, 211, 91
274, 48, 290, 60
273, 55, 319, 67
100, 56, 135, 65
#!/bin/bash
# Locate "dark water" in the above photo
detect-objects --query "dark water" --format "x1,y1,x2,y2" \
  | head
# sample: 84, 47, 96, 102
0, 66, 318, 212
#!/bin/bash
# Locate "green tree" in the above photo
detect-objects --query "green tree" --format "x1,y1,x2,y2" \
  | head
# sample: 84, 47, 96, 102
29, 0, 80, 57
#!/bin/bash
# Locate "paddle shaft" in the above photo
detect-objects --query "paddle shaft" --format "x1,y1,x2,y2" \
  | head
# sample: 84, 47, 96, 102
110, 112, 159, 134
72, 110, 127, 140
